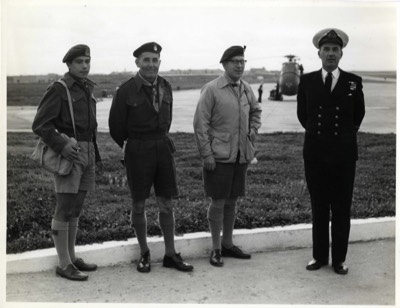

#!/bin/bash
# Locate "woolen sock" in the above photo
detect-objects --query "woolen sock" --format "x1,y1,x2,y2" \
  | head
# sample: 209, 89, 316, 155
68, 217, 79, 262
207, 202, 224, 250
131, 211, 149, 255
159, 211, 176, 257
222, 202, 237, 248
51, 219, 71, 269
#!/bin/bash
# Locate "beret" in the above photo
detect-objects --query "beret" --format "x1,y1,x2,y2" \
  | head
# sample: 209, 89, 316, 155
133, 42, 162, 58
62, 44, 90, 63
220, 45, 246, 63
312, 28, 349, 49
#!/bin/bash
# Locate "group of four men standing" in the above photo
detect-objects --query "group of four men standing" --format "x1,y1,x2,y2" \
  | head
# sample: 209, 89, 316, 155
32, 27, 365, 281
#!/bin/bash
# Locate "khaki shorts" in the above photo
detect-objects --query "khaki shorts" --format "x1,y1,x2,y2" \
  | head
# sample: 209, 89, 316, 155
54, 141, 96, 194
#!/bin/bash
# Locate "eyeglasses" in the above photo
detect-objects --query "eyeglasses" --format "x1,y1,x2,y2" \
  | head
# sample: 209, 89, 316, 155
228, 60, 247, 65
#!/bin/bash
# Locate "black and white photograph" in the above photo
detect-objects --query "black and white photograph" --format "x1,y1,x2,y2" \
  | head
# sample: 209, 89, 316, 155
2, 0, 396, 307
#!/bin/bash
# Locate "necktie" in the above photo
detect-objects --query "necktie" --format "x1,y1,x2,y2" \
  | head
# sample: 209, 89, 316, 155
151, 86, 159, 112
325, 72, 332, 93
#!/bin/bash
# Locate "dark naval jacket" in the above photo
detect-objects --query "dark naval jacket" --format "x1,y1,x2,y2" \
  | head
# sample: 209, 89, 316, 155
297, 69, 365, 162
108, 74, 173, 148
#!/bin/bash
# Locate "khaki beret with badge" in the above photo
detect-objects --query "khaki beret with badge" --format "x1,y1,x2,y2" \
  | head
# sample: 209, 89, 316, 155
62, 44, 91, 63
313, 28, 349, 49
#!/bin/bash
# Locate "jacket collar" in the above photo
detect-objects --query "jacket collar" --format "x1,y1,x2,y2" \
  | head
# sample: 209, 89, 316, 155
217, 74, 241, 89
63, 72, 96, 88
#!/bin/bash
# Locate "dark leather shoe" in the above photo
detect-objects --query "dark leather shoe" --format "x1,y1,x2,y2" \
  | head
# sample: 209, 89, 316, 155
73, 258, 97, 272
137, 250, 151, 273
221, 245, 251, 259
163, 253, 194, 272
210, 249, 224, 267
333, 263, 349, 275
56, 264, 88, 281
306, 259, 329, 271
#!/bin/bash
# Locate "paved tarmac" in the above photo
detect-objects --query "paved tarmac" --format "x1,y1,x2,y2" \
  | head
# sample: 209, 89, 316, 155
7, 81, 396, 134
5, 239, 395, 305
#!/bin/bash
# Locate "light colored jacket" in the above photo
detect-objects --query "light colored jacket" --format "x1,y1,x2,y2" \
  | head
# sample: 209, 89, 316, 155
193, 74, 262, 164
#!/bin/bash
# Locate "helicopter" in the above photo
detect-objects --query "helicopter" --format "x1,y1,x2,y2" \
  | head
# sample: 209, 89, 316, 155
268, 55, 303, 101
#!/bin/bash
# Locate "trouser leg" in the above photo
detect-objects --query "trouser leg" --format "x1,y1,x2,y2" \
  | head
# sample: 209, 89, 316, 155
331, 162, 356, 265
305, 161, 330, 262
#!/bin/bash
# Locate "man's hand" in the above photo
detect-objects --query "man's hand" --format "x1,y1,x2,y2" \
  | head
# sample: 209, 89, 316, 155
60, 142, 79, 162
249, 130, 256, 142
203, 155, 216, 171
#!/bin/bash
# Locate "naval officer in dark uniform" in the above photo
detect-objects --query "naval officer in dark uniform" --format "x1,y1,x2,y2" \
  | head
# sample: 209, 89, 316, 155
108, 42, 193, 273
297, 28, 365, 275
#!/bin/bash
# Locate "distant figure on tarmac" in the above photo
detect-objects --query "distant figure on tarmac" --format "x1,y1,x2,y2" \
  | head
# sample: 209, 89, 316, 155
108, 42, 193, 274
193, 45, 262, 267
258, 83, 263, 102
32, 44, 103, 281
297, 28, 365, 275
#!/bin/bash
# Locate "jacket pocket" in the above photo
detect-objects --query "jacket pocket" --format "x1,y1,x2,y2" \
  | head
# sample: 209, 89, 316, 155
210, 131, 231, 159
245, 135, 256, 161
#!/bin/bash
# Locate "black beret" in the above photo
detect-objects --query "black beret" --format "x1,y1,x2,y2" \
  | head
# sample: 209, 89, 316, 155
220, 45, 246, 63
62, 44, 91, 63
313, 28, 349, 49
133, 42, 162, 58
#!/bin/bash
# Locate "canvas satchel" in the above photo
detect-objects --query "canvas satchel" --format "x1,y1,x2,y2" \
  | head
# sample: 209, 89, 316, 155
31, 79, 78, 176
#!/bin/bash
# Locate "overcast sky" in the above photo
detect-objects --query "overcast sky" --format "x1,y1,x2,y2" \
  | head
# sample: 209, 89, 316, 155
4, 0, 397, 75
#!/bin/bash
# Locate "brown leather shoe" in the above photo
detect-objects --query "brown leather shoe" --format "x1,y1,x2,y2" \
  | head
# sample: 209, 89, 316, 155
163, 253, 193, 272
137, 250, 151, 273
306, 259, 329, 271
73, 258, 97, 272
210, 249, 224, 267
56, 264, 88, 281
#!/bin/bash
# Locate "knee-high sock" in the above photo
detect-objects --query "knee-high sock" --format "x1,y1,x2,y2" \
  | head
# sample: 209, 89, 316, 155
131, 212, 149, 254
207, 201, 224, 250
159, 211, 176, 257
51, 219, 71, 269
68, 217, 79, 262
222, 202, 236, 248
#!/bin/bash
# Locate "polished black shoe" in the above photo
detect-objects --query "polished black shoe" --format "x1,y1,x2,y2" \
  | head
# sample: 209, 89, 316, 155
306, 259, 329, 271
333, 263, 349, 275
210, 249, 224, 267
163, 253, 194, 272
73, 258, 97, 272
137, 250, 151, 273
221, 245, 251, 259
56, 264, 88, 281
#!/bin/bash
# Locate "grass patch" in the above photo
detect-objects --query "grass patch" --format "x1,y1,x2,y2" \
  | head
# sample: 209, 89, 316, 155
7, 132, 395, 254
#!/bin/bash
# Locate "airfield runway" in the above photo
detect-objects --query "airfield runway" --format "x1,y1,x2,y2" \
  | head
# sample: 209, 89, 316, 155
7, 81, 396, 134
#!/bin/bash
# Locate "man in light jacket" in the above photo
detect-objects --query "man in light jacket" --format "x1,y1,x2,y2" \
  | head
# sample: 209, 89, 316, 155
193, 45, 262, 267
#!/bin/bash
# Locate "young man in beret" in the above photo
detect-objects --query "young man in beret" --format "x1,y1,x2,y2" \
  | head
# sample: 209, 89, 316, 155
193, 45, 262, 267
297, 29, 365, 275
32, 44, 103, 281
109, 42, 193, 273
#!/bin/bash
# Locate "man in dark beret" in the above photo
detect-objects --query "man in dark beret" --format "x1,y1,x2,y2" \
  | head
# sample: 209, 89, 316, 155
109, 42, 193, 273
32, 44, 103, 281
193, 45, 262, 267
297, 29, 365, 275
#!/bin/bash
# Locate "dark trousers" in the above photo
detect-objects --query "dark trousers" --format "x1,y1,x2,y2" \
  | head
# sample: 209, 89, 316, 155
304, 160, 356, 265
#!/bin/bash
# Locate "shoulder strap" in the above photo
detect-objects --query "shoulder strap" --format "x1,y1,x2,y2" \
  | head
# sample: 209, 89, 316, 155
56, 79, 77, 139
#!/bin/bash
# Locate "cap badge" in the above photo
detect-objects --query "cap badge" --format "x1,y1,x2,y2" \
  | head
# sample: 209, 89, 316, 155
154, 45, 158, 51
